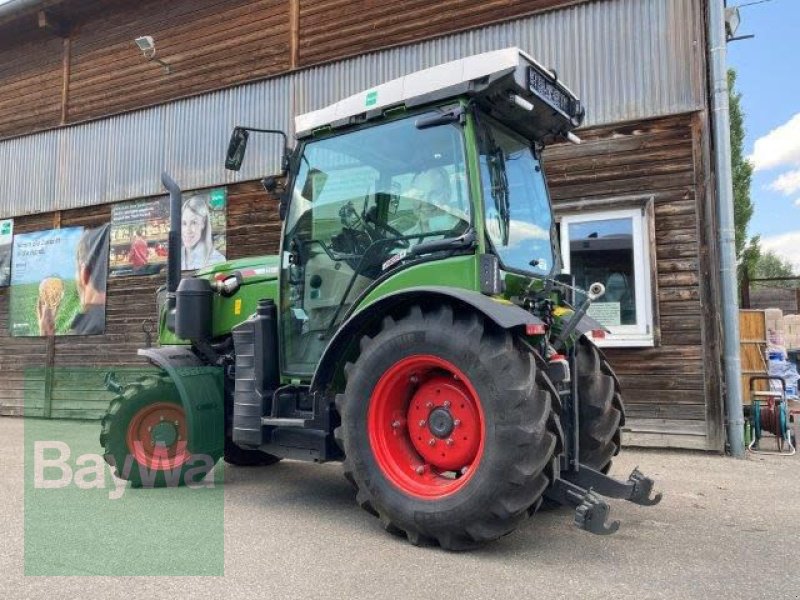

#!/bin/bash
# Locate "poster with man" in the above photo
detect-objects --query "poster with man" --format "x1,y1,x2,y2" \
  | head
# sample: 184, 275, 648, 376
0, 218, 12, 287
109, 188, 226, 275
109, 197, 170, 276
9, 225, 109, 336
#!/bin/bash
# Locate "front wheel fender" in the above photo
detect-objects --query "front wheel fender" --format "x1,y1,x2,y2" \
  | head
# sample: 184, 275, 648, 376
138, 347, 225, 457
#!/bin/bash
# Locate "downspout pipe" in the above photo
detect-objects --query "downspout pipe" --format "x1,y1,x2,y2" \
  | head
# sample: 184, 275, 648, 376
708, 0, 745, 457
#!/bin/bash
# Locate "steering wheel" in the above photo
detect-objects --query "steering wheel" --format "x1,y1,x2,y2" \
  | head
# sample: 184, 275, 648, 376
363, 206, 411, 248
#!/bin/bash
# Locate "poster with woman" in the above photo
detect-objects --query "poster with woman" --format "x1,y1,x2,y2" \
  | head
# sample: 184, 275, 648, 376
181, 188, 227, 270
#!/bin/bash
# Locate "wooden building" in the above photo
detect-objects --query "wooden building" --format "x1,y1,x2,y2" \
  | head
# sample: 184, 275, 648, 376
0, 0, 725, 451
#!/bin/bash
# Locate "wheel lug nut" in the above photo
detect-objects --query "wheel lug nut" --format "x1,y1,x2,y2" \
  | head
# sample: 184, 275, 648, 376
410, 375, 419, 384
454, 419, 461, 427
460, 467, 469, 475
392, 420, 401, 429
415, 465, 425, 475
425, 401, 433, 409
418, 419, 426, 427
174, 421, 179, 426
443, 400, 451, 408
428, 438, 436, 446
446, 438, 454, 446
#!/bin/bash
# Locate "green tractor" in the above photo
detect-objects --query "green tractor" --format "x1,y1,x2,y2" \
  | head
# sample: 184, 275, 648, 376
100, 47, 660, 549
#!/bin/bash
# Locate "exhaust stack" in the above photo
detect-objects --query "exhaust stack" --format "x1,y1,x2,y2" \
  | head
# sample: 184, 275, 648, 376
161, 171, 182, 309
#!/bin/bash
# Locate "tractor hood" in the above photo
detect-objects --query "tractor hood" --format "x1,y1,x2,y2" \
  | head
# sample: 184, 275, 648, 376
196, 255, 280, 284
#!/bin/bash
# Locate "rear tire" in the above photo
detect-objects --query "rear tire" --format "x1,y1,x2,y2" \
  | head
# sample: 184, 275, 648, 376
335, 305, 563, 550
100, 374, 220, 488
576, 337, 625, 472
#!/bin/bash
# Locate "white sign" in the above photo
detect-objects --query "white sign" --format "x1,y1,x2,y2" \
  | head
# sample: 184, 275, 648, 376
587, 301, 621, 327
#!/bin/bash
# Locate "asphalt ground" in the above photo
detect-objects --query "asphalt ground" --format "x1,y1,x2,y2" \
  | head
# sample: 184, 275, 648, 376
1, 415, 798, 599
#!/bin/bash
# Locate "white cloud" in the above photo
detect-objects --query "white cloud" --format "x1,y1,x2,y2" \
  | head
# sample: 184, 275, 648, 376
749, 113, 800, 172
761, 231, 800, 271
770, 169, 800, 196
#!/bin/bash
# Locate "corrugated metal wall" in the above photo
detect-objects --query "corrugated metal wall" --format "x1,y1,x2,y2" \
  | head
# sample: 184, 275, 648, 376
0, 0, 703, 219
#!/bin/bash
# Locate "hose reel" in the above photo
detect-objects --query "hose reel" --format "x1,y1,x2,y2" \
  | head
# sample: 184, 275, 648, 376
746, 376, 796, 456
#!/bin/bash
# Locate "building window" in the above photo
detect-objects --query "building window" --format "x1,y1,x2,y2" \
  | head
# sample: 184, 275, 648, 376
559, 207, 655, 347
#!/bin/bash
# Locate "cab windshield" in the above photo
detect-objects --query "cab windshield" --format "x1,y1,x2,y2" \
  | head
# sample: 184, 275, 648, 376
476, 113, 556, 277
281, 111, 470, 374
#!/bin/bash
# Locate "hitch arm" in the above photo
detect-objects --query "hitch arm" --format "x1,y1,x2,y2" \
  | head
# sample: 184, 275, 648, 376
543, 479, 620, 535
563, 465, 663, 506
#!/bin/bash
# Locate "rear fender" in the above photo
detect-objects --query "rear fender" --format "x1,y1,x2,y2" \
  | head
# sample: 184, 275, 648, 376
311, 286, 544, 392
138, 347, 225, 457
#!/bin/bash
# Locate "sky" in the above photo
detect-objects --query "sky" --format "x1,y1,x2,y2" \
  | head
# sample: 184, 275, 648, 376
728, 0, 800, 269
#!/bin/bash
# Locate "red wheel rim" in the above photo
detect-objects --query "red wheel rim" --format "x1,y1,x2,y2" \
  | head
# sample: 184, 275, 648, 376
367, 355, 485, 499
125, 402, 191, 470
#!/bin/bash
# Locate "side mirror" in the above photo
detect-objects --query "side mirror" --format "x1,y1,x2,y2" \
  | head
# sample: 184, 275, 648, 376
225, 127, 249, 171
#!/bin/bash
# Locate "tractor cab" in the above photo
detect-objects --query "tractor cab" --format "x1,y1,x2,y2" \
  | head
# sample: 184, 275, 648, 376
272, 47, 585, 376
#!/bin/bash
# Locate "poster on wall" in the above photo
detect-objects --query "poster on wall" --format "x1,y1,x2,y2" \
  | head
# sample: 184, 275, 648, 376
181, 188, 227, 271
109, 188, 227, 276
109, 197, 170, 276
9, 224, 109, 337
0, 218, 12, 287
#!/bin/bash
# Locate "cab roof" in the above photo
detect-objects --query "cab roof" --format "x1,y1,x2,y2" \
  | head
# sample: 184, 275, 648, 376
294, 47, 585, 145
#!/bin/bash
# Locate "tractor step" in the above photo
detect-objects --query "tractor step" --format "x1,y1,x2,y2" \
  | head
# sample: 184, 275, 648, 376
261, 417, 310, 428
562, 465, 662, 506
543, 478, 620, 535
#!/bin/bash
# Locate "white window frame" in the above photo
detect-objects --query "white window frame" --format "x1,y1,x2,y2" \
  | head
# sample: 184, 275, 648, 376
559, 207, 655, 347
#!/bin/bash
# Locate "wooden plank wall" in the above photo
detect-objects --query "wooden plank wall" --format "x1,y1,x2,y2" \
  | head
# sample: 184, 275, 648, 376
739, 310, 768, 399
544, 113, 720, 450
0, 181, 277, 418
67, 0, 290, 123
296, 0, 582, 66
0, 26, 64, 138
0, 0, 585, 139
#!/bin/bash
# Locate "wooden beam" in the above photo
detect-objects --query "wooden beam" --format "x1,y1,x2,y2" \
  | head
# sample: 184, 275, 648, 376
42, 210, 62, 418
289, 0, 299, 69
60, 34, 71, 125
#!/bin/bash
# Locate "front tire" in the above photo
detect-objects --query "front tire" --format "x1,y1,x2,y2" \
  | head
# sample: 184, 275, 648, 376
336, 305, 562, 550
100, 374, 220, 488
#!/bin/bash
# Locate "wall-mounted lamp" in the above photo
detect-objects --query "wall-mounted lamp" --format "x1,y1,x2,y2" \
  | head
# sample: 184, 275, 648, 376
134, 35, 171, 74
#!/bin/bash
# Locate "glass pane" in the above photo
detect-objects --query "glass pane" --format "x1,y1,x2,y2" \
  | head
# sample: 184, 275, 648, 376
281, 113, 470, 374
568, 217, 637, 327
477, 116, 554, 276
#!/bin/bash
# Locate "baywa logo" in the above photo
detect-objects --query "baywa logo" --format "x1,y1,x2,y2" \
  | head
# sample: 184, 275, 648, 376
33, 440, 217, 499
